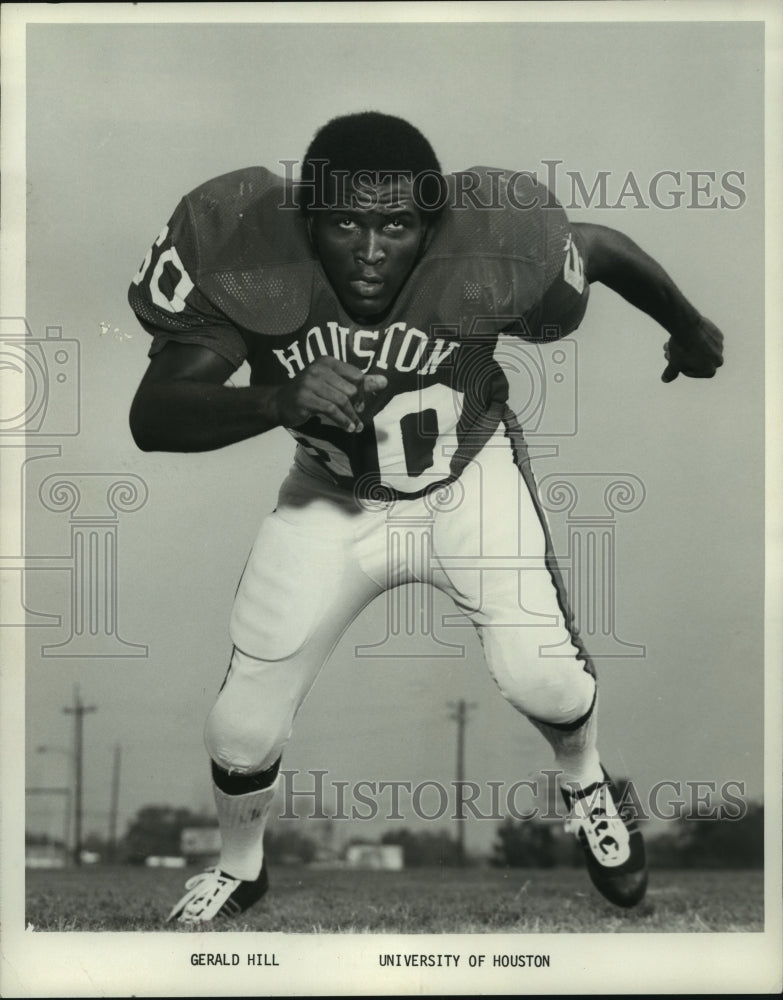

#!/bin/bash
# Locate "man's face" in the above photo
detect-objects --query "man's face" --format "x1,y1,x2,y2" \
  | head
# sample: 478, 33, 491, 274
310, 176, 427, 323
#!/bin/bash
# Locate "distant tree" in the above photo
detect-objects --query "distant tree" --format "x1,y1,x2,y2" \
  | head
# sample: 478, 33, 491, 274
491, 817, 557, 868
648, 803, 764, 869
122, 805, 214, 863
381, 828, 461, 866
82, 831, 108, 856
25, 831, 57, 847
264, 826, 317, 864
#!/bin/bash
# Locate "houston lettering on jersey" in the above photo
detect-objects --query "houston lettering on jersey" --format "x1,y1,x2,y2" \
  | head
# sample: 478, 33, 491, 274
271, 322, 460, 380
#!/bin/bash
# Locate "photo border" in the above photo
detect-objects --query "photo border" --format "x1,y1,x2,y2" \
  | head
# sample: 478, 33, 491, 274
1, 2, 781, 996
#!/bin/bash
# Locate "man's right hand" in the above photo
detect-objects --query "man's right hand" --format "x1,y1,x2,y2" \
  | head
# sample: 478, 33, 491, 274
130, 344, 387, 453
271, 356, 388, 433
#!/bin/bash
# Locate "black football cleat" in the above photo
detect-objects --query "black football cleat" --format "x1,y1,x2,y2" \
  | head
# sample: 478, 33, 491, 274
561, 767, 648, 908
167, 863, 269, 924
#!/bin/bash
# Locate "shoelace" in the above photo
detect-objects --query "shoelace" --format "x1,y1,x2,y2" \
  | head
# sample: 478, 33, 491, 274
565, 804, 631, 866
169, 868, 242, 922
182, 867, 235, 892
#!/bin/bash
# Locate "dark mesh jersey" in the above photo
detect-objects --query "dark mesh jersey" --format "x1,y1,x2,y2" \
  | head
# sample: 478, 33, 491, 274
129, 165, 589, 498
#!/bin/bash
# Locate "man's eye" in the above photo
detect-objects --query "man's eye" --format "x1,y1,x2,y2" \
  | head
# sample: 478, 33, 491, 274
386, 218, 405, 230
337, 217, 356, 230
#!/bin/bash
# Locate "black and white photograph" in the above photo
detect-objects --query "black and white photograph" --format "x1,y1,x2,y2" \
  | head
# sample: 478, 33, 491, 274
1, 2, 781, 996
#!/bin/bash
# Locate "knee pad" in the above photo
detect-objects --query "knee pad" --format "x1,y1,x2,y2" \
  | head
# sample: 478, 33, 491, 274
204, 701, 290, 776
503, 667, 595, 726
480, 625, 596, 725
204, 649, 298, 774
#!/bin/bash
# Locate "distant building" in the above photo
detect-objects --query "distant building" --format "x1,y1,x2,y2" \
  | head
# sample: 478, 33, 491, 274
345, 844, 404, 870
25, 843, 67, 869
145, 855, 186, 869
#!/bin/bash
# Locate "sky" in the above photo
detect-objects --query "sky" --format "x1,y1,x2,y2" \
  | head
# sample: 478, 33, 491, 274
6, 15, 771, 861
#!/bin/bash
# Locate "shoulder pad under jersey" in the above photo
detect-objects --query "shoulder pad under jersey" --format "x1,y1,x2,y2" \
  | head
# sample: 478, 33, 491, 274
409, 166, 571, 332
182, 166, 320, 335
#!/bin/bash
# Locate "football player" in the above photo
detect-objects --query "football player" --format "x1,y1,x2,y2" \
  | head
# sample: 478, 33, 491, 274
128, 112, 723, 923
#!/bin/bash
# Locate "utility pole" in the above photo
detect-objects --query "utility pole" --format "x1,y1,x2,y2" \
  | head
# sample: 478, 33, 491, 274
35, 745, 73, 856
448, 699, 476, 866
108, 744, 121, 862
63, 686, 96, 866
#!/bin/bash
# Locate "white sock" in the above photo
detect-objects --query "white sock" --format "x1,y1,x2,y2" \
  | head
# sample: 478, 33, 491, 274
530, 695, 603, 791
557, 700, 601, 789
213, 777, 278, 881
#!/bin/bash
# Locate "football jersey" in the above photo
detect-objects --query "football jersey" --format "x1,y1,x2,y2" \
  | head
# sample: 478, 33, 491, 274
129, 165, 589, 498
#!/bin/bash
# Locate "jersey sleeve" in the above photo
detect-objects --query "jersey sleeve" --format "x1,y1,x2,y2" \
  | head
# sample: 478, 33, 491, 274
127, 198, 249, 368
524, 200, 590, 342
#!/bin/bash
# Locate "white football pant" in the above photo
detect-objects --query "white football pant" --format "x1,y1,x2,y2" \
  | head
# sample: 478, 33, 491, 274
205, 427, 597, 774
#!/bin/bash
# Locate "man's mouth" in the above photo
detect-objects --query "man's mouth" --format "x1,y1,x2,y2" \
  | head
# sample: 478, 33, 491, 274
349, 276, 385, 297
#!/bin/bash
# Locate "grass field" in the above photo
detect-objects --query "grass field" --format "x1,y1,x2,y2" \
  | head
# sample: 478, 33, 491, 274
25, 865, 763, 933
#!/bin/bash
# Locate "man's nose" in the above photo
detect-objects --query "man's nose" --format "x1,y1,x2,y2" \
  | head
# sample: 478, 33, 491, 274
356, 228, 386, 264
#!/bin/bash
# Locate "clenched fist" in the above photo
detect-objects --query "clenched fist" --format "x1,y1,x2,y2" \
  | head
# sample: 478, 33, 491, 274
270, 356, 388, 432
662, 315, 724, 383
